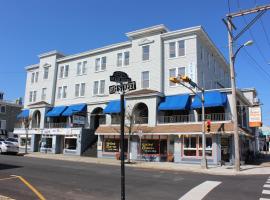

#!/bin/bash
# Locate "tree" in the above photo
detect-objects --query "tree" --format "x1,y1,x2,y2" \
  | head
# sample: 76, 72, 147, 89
21, 116, 32, 154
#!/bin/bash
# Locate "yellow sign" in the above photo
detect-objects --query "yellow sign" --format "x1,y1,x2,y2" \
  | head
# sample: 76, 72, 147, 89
249, 107, 262, 127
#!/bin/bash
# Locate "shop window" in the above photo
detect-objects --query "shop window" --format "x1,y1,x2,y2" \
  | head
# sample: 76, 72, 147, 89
104, 139, 120, 152
198, 136, 213, 157
65, 138, 77, 150
41, 137, 52, 148
141, 140, 160, 154
20, 137, 31, 146
183, 136, 196, 156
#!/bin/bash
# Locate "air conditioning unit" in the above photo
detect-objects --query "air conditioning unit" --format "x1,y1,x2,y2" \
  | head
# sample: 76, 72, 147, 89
253, 97, 260, 104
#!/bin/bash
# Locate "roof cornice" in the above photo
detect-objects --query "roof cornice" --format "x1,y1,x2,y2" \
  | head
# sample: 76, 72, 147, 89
25, 64, 39, 71
126, 24, 169, 39
57, 41, 131, 63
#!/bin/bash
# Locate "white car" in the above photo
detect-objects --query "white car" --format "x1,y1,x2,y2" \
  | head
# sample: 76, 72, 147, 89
0, 141, 19, 154
5, 138, 18, 146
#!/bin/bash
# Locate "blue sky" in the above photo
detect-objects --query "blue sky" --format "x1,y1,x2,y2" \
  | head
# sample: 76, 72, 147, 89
0, 0, 270, 124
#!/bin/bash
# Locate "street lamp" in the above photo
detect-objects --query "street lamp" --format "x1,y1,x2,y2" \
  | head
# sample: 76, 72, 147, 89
228, 38, 253, 171
169, 76, 208, 169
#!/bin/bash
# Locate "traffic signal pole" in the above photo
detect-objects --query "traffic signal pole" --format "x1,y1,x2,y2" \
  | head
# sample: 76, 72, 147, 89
120, 89, 125, 200
201, 89, 207, 169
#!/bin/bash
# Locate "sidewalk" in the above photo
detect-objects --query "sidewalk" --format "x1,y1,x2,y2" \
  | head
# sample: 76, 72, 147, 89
24, 153, 270, 176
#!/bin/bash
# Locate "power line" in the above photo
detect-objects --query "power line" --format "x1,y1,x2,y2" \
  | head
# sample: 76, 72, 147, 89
259, 17, 270, 50
228, 0, 231, 13
243, 48, 270, 80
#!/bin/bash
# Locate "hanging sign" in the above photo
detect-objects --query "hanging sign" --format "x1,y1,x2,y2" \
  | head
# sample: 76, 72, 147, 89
249, 106, 262, 127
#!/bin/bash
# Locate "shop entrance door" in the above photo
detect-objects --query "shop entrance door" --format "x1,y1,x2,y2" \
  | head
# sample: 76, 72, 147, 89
221, 137, 230, 162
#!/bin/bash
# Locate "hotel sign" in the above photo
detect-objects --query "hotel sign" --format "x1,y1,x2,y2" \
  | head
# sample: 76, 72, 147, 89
249, 106, 262, 127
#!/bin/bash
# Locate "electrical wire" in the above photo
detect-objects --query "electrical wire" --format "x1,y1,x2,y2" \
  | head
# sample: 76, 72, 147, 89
259, 17, 270, 50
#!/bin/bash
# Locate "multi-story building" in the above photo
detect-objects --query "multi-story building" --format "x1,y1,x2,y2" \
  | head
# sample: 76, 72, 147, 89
14, 25, 259, 165
0, 92, 22, 138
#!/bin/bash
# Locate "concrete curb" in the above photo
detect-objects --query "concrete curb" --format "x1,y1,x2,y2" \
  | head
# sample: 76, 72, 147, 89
24, 153, 270, 176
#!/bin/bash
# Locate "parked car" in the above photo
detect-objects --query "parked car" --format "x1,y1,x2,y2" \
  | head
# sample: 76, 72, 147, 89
0, 141, 19, 154
5, 138, 18, 146
0, 138, 5, 142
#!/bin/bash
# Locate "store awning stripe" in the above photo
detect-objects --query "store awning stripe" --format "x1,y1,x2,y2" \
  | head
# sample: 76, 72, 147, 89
103, 100, 125, 114
17, 109, 29, 119
46, 106, 67, 117
62, 103, 87, 116
158, 94, 190, 111
191, 91, 227, 109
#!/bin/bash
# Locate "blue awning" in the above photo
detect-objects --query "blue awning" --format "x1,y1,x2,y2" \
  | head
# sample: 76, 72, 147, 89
103, 100, 125, 114
191, 91, 227, 109
62, 104, 87, 116
46, 106, 67, 117
158, 94, 190, 111
17, 109, 29, 119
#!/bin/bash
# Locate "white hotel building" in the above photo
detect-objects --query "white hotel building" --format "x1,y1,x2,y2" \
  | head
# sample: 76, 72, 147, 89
14, 25, 259, 165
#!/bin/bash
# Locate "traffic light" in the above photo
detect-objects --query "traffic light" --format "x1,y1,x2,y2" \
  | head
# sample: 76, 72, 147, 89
180, 75, 191, 83
169, 77, 180, 84
206, 120, 211, 133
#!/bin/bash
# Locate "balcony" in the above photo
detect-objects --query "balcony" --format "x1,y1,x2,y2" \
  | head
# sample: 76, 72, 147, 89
158, 113, 231, 124
44, 122, 70, 128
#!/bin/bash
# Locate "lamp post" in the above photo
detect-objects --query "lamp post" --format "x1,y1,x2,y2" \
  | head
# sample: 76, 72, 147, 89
228, 36, 253, 171
169, 76, 207, 169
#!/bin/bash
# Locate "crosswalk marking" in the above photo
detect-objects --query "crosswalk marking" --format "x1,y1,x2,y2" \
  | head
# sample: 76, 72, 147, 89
179, 181, 221, 200
262, 190, 270, 195
264, 185, 270, 188
260, 198, 270, 200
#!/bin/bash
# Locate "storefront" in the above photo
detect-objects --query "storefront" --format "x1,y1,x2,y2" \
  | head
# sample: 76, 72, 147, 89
18, 134, 32, 153
101, 135, 128, 159
64, 134, 78, 154
40, 135, 54, 153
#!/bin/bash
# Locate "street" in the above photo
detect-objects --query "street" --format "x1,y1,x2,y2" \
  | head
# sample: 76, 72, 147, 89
0, 155, 268, 200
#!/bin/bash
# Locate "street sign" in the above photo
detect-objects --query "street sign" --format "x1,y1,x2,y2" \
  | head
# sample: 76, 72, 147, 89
110, 71, 131, 83
249, 106, 262, 127
109, 81, 136, 94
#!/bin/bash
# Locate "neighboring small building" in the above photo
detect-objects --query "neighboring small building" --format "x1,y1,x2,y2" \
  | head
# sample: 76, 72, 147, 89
0, 92, 23, 138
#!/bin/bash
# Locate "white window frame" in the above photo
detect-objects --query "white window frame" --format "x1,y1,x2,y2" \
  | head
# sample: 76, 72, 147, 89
124, 51, 129, 66
82, 61, 87, 75
43, 67, 49, 79
33, 91, 37, 102
41, 88, 46, 101
169, 67, 186, 87
95, 58, 101, 72
59, 66, 64, 78
93, 80, 106, 96
142, 45, 150, 61
29, 91, 33, 103
57, 87, 62, 99
62, 86, 67, 99
31, 73, 35, 83
169, 42, 176, 58
64, 65, 69, 77
35, 72, 39, 82
101, 57, 106, 71
80, 83, 85, 97
178, 40, 185, 57
77, 62, 82, 75
141, 71, 150, 89
117, 53, 123, 67
75, 84, 80, 97
75, 83, 85, 97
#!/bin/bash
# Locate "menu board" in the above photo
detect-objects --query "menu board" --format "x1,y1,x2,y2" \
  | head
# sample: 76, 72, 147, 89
141, 140, 159, 154
104, 139, 119, 152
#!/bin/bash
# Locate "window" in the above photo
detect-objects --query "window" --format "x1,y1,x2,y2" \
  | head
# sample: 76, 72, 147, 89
93, 81, 99, 95
169, 67, 186, 86
117, 53, 122, 67
0, 120, 6, 129
82, 61, 87, 74
75, 83, 85, 97
178, 40, 185, 56
141, 71, 149, 89
124, 51, 129, 66
99, 80, 105, 94
35, 72, 39, 82
183, 136, 197, 156
64, 65, 69, 77
77, 62, 82, 75
57, 87, 62, 99
59, 66, 64, 78
198, 136, 212, 156
31, 73, 35, 83
169, 68, 176, 86
169, 42, 176, 58
93, 80, 105, 95
41, 88, 46, 101
62, 86, 67, 98
29, 91, 33, 102
101, 57, 106, 70
75, 84, 80, 97
43, 67, 49, 79
0, 105, 6, 113
142, 45, 150, 61
80, 83, 85, 97
178, 67, 185, 76
95, 58, 101, 72
33, 91, 37, 102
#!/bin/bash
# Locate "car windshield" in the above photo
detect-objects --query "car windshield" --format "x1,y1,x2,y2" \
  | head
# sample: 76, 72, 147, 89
6, 138, 18, 142
4, 141, 13, 145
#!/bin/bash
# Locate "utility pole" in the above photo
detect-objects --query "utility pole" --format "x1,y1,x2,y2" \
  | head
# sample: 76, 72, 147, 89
224, 4, 270, 171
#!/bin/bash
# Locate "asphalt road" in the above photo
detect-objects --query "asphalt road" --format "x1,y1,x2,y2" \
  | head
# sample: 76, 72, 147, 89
0, 154, 268, 200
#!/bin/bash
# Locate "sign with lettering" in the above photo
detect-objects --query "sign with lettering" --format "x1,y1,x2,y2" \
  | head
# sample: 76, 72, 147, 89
104, 139, 119, 152
249, 106, 262, 127
109, 81, 136, 94
141, 140, 159, 154
110, 71, 131, 83
73, 115, 85, 125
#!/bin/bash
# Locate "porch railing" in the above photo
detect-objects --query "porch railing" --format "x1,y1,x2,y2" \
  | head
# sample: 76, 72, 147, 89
158, 113, 231, 124
44, 122, 70, 128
